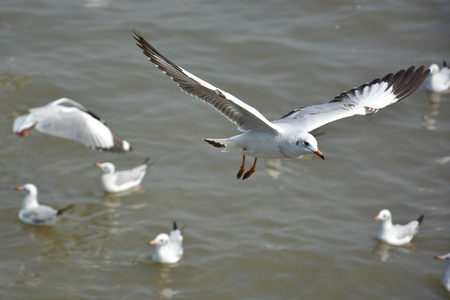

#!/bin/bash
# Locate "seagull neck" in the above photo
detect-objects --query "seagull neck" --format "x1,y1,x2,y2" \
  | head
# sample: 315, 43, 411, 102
381, 219, 393, 230
22, 194, 39, 209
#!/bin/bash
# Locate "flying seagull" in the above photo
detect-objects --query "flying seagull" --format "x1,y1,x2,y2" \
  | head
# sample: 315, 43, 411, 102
133, 29, 429, 179
13, 97, 132, 152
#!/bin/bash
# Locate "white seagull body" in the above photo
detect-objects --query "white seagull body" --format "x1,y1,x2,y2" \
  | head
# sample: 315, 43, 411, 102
133, 29, 429, 179
435, 253, 450, 292
95, 157, 151, 193
149, 222, 184, 264
15, 183, 73, 226
425, 61, 450, 94
374, 209, 424, 246
13, 98, 132, 152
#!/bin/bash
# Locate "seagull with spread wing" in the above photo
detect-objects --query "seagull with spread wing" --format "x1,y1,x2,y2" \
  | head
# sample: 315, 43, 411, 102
133, 29, 429, 180
13, 98, 132, 153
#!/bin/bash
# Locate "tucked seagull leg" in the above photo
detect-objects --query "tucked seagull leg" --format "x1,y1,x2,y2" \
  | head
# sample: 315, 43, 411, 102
242, 157, 258, 180
236, 155, 246, 179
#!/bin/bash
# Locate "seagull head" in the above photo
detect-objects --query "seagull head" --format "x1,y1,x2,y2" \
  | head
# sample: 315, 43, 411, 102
149, 233, 170, 246
95, 162, 115, 174
374, 209, 392, 222
15, 183, 39, 208
428, 63, 440, 74
280, 132, 324, 159
15, 183, 38, 195
13, 114, 37, 137
435, 253, 450, 263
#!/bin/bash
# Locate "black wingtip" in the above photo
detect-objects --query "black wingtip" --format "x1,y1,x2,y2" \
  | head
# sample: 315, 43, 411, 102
173, 221, 178, 230
57, 204, 74, 216
417, 214, 424, 226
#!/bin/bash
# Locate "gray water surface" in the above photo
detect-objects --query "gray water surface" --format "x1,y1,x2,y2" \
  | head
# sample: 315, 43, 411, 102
1, 0, 449, 299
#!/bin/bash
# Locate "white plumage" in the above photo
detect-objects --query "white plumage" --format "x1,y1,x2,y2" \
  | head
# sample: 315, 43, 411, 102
13, 98, 131, 152
149, 222, 184, 264
374, 209, 424, 246
425, 61, 450, 94
15, 183, 73, 226
95, 157, 151, 193
133, 29, 429, 179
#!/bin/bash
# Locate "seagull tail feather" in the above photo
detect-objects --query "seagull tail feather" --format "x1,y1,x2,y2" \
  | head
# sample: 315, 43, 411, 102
416, 214, 424, 226
57, 204, 74, 216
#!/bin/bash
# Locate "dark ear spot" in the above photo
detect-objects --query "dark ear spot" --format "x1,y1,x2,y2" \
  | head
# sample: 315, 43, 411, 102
296, 140, 300, 146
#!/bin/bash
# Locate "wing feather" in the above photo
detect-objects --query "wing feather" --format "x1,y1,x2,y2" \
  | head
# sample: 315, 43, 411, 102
274, 66, 429, 132
133, 29, 276, 133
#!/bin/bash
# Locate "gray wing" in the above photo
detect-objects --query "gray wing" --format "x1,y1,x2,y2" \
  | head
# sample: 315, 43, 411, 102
133, 29, 277, 133
273, 66, 429, 132
31, 103, 130, 152
22, 206, 57, 224
394, 220, 420, 239
114, 164, 147, 186
169, 229, 183, 249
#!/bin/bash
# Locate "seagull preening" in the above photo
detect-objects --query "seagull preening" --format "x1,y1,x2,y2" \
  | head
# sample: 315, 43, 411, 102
95, 157, 151, 193
13, 98, 132, 152
374, 209, 424, 246
425, 60, 450, 94
435, 253, 450, 292
149, 222, 184, 264
15, 183, 73, 226
133, 29, 429, 180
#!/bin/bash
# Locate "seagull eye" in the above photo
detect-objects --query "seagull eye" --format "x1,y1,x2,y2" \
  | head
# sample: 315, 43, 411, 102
303, 141, 310, 147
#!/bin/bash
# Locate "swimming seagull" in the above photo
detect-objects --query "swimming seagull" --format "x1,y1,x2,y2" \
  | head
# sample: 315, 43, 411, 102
434, 253, 450, 292
15, 183, 73, 226
374, 209, 424, 246
13, 98, 132, 152
133, 29, 429, 180
95, 157, 151, 193
425, 60, 450, 94
149, 222, 184, 264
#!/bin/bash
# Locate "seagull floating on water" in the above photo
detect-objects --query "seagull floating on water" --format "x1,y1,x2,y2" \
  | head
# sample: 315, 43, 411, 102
425, 61, 450, 94
13, 98, 132, 152
149, 222, 184, 264
435, 253, 450, 292
95, 157, 151, 193
15, 183, 73, 226
133, 29, 429, 179
374, 209, 424, 246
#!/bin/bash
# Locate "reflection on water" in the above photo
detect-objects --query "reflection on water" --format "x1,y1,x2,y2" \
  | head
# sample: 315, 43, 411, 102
101, 186, 146, 208
153, 263, 181, 299
372, 240, 413, 263
422, 93, 448, 130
